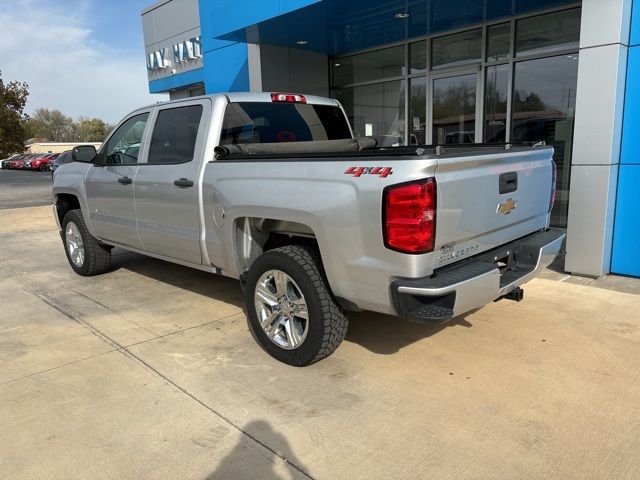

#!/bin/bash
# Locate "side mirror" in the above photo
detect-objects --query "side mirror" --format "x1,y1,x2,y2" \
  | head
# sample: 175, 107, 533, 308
72, 145, 97, 163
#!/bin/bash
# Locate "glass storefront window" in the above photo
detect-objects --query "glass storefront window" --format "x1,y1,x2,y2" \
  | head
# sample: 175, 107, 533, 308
432, 73, 477, 144
410, 41, 427, 74
487, 23, 511, 62
516, 9, 581, 57
432, 29, 482, 69
330, 8, 581, 227
409, 77, 426, 144
333, 45, 405, 86
334, 80, 406, 146
484, 64, 509, 142
512, 54, 579, 227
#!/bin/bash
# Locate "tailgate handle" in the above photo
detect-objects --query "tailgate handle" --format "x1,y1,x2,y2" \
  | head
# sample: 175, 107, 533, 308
499, 172, 518, 194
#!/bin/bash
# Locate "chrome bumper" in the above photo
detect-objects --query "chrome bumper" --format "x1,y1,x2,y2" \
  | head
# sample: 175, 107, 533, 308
391, 229, 566, 323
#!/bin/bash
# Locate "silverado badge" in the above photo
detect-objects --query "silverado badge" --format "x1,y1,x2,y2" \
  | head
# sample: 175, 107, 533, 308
497, 198, 517, 215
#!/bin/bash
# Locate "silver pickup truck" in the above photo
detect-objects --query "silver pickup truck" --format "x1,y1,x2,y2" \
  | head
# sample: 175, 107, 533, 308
53, 92, 564, 366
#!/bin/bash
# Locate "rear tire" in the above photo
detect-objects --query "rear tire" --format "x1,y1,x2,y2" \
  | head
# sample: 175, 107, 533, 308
244, 245, 348, 366
62, 209, 111, 276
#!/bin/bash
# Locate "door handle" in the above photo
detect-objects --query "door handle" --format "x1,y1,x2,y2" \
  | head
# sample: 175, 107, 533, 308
118, 176, 133, 185
174, 178, 194, 188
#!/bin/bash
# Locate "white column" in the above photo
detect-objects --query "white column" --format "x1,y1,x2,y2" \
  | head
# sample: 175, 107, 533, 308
565, 0, 632, 277
247, 43, 263, 92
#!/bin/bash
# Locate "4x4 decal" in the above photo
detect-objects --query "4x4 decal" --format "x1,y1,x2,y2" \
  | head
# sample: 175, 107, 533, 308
345, 167, 393, 178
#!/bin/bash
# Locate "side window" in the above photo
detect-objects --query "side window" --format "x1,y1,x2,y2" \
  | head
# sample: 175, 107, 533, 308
148, 105, 203, 164
105, 113, 149, 165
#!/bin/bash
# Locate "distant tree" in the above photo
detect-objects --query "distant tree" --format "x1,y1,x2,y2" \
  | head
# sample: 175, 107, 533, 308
0, 71, 29, 158
25, 108, 73, 142
75, 117, 111, 142
433, 82, 476, 119
25, 110, 112, 142
513, 90, 547, 113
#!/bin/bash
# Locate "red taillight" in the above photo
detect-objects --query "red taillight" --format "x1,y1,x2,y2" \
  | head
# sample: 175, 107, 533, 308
271, 93, 307, 103
549, 161, 557, 213
384, 179, 437, 254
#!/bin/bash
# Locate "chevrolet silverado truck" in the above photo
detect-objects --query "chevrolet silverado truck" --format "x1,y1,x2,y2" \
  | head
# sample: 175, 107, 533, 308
52, 92, 565, 366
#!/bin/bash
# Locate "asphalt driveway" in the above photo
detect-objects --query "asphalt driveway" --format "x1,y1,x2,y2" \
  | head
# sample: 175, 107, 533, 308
0, 169, 53, 209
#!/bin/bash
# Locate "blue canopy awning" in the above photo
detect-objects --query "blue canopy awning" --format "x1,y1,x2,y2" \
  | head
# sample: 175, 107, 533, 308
215, 0, 578, 55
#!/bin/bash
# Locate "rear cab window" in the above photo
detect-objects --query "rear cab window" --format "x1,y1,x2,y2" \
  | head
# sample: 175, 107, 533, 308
148, 105, 203, 164
219, 102, 352, 145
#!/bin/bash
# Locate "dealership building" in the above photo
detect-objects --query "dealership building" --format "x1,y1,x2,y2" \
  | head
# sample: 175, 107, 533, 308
142, 0, 639, 279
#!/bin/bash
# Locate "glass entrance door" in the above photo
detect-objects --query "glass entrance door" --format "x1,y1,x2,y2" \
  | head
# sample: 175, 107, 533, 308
430, 72, 478, 145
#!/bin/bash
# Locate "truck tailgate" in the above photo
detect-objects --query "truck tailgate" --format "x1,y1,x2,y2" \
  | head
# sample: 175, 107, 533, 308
434, 147, 554, 267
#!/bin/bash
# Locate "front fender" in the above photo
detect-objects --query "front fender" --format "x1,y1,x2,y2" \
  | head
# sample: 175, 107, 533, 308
52, 163, 95, 237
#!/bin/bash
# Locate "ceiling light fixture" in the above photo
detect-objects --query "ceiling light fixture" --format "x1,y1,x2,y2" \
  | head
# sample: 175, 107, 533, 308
296, 40, 309, 45
394, 12, 410, 19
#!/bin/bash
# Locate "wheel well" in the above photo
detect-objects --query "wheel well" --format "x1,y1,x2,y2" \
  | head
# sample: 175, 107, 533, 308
55, 193, 81, 224
234, 217, 359, 312
234, 217, 320, 274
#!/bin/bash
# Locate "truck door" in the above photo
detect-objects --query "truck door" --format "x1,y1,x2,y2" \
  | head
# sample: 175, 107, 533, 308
85, 112, 151, 248
133, 99, 210, 264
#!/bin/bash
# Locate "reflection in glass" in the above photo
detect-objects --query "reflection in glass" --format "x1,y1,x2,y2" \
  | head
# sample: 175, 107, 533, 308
410, 77, 426, 144
512, 54, 579, 227
432, 29, 482, 69
333, 80, 406, 146
516, 9, 581, 57
484, 64, 509, 143
516, 0, 579, 15
432, 74, 477, 144
410, 41, 427, 74
333, 46, 405, 86
487, 23, 511, 62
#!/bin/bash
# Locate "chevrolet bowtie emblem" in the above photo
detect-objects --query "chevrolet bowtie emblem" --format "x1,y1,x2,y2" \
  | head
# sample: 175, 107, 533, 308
497, 198, 517, 215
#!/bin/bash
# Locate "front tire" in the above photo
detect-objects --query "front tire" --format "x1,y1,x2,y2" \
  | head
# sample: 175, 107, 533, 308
62, 209, 111, 276
244, 245, 348, 366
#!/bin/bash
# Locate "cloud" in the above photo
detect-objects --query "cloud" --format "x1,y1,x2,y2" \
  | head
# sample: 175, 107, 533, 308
0, 1, 165, 123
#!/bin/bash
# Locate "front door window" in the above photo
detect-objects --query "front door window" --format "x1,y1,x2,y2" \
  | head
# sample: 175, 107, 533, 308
104, 114, 149, 165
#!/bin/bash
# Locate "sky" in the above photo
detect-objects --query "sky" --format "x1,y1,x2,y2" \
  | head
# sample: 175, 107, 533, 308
0, 0, 165, 123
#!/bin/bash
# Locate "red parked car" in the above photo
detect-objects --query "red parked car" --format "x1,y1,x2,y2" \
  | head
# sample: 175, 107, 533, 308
10, 156, 28, 169
22, 154, 41, 169
29, 153, 60, 171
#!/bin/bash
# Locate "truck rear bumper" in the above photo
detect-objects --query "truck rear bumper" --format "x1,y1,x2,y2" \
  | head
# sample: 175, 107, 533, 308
390, 229, 566, 323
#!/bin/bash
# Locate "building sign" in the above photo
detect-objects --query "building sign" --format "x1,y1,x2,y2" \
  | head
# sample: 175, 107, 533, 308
147, 36, 202, 71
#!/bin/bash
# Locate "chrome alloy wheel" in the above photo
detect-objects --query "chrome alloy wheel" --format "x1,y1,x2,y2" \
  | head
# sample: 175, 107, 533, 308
65, 221, 85, 267
254, 269, 309, 350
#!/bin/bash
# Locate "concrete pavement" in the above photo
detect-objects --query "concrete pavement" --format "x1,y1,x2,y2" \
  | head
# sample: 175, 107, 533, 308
1, 205, 640, 479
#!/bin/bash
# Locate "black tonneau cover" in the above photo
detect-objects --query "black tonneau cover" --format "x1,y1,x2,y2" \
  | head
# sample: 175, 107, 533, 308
214, 138, 378, 157
213, 140, 548, 161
